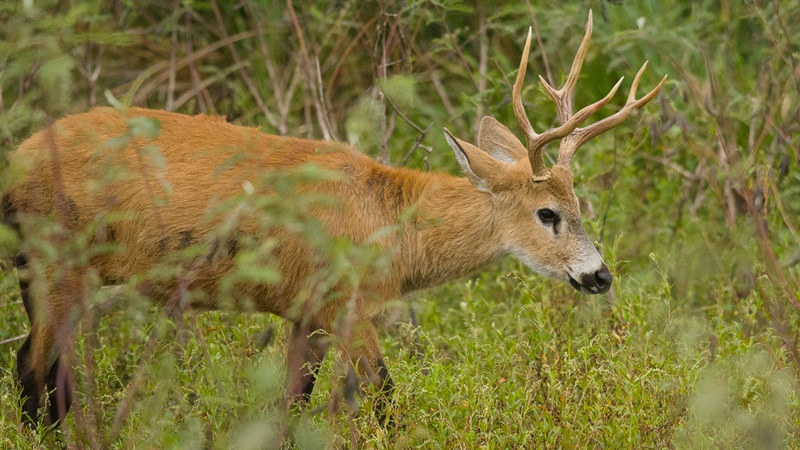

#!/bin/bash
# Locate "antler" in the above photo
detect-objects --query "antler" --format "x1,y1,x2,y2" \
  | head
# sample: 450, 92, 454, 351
556, 61, 667, 166
512, 10, 666, 180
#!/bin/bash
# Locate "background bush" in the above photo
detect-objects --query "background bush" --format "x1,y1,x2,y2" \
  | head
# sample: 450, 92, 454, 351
1, 0, 798, 448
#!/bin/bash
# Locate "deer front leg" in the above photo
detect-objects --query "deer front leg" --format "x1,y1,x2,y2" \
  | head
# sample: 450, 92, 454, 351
17, 258, 77, 428
346, 322, 395, 426
285, 322, 331, 406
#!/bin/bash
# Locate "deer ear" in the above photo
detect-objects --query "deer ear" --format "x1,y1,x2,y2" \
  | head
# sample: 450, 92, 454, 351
443, 128, 507, 193
478, 116, 528, 165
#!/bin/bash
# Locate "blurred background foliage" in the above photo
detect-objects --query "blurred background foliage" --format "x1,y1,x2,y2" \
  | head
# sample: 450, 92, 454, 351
0, 0, 799, 448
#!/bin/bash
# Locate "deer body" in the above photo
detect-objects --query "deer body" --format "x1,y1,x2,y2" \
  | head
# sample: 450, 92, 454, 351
6, 107, 513, 426
10, 107, 505, 306
6, 11, 664, 429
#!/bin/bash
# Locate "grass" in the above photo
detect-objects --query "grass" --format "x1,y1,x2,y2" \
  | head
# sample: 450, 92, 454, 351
1, 255, 797, 448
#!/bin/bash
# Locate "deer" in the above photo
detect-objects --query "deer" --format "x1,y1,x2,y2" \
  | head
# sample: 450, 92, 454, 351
3, 11, 664, 429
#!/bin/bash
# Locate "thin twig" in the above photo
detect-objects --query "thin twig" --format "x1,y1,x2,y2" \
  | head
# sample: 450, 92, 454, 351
286, 0, 336, 140
376, 9, 391, 165
166, 0, 180, 111
315, 56, 337, 140
383, 87, 426, 135
0, 334, 25, 345
183, 8, 212, 114
474, 8, 488, 141
244, 0, 296, 134
210, 0, 277, 127
399, 129, 432, 167
77, 44, 104, 108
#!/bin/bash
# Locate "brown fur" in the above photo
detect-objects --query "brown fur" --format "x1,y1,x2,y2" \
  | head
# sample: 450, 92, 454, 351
6, 106, 607, 426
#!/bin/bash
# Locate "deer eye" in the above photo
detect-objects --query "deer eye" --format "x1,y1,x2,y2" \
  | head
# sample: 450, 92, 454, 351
537, 208, 558, 224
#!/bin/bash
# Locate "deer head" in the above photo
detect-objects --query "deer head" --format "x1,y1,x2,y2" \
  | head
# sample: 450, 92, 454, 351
443, 11, 666, 294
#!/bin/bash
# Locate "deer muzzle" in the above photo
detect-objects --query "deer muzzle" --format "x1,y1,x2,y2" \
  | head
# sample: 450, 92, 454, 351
569, 264, 612, 294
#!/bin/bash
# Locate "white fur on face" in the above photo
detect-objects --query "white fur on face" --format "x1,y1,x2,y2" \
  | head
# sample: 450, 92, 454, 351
504, 245, 568, 282
504, 230, 606, 293
567, 234, 605, 275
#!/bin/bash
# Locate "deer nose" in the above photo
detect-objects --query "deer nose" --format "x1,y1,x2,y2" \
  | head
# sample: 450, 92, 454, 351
578, 264, 612, 294
594, 265, 612, 293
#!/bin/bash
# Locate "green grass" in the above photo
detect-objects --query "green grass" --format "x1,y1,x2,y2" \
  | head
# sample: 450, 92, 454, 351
1, 256, 797, 448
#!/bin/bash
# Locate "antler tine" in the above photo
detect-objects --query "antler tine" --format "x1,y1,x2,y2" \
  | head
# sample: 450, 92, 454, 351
556, 62, 668, 166
539, 9, 594, 125
513, 27, 536, 142
549, 76, 624, 137
513, 27, 554, 179
627, 61, 665, 107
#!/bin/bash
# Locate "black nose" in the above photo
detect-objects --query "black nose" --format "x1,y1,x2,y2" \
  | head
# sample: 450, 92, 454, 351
578, 264, 613, 294
594, 265, 612, 293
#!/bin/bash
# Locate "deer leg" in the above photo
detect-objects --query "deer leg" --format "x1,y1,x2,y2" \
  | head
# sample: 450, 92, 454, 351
15, 252, 45, 427
16, 255, 75, 428
347, 323, 395, 426
285, 322, 331, 405
45, 354, 72, 426
16, 334, 41, 427
17, 321, 69, 427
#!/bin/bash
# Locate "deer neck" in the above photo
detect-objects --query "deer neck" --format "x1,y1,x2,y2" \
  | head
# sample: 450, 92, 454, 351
397, 173, 502, 293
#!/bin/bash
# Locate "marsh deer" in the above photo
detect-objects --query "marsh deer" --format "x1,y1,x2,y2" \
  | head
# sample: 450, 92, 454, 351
4, 11, 664, 428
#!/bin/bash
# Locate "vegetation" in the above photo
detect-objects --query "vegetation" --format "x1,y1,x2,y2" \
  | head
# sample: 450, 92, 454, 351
1, 0, 799, 448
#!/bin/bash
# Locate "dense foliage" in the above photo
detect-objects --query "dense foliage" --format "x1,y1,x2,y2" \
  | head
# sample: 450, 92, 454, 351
0, 0, 798, 448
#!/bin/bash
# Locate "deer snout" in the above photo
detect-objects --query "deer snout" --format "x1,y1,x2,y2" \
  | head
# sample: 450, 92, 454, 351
579, 264, 612, 294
